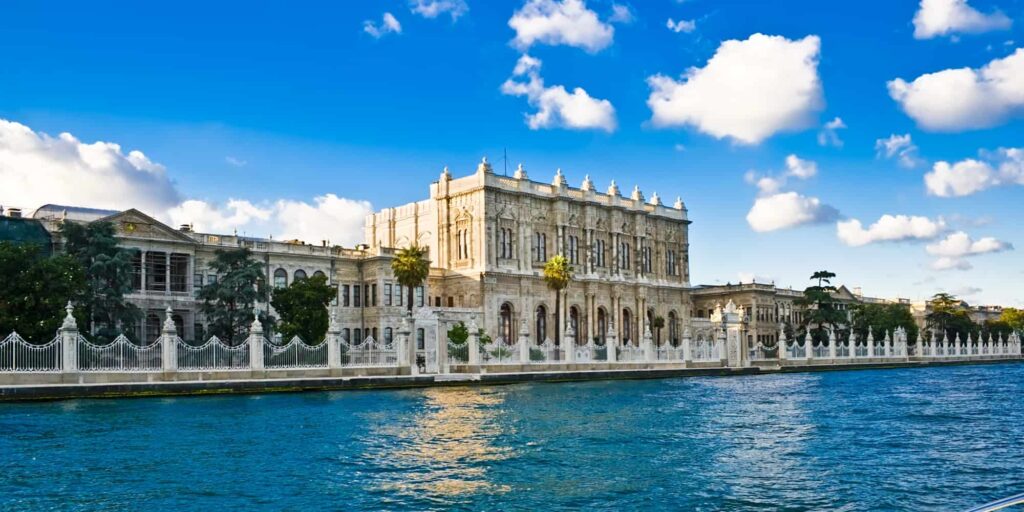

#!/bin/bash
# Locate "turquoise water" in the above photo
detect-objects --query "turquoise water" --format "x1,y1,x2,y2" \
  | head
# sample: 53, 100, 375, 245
2, 364, 1023, 511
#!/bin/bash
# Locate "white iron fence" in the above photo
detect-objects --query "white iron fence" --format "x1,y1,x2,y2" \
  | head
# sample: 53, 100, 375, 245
177, 336, 250, 371
482, 337, 520, 364
343, 337, 399, 367
264, 336, 328, 369
79, 334, 162, 372
0, 333, 61, 372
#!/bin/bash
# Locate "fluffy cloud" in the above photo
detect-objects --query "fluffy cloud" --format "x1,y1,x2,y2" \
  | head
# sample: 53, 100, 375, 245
744, 154, 817, 194
925, 147, 1024, 197
501, 54, 617, 132
926, 231, 1013, 257
836, 214, 945, 247
364, 12, 402, 38
0, 118, 374, 247
509, 0, 614, 53
410, 0, 468, 21
785, 154, 817, 179
932, 257, 973, 271
666, 18, 695, 33
647, 34, 823, 145
746, 192, 838, 232
609, 4, 634, 24
912, 0, 1011, 39
888, 49, 1024, 131
817, 117, 846, 147
875, 134, 922, 168
737, 272, 775, 284
0, 119, 181, 214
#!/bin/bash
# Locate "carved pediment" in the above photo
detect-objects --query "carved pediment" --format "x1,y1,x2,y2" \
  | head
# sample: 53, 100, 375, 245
101, 209, 197, 244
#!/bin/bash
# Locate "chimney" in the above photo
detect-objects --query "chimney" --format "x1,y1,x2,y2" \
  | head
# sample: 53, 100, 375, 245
179, 224, 192, 232
7, 208, 22, 219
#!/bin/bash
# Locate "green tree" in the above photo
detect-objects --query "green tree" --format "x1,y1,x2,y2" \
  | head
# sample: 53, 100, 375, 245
391, 245, 430, 315
198, 248, 272, 345
925, 293, 978, 341
795, 270, 845, 343
850, 303, 918, 343
270, 273, 334, 344
447, 321, 469, 345
543, 255, 572, 345
652, 315, 665, 345
999, 308, 1024, 334
60, 220, 140, 342
0, 242, 86, 342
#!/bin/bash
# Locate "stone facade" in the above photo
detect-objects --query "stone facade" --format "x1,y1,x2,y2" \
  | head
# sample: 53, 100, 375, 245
366, 158, 693, 346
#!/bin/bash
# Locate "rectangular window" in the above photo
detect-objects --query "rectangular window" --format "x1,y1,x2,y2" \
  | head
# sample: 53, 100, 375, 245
145, 251, 168, 291
342, 285, 350, 307
193, 273, 203, 297
371, 284, 377, 306
384, 284, 392, 306
131, 251, 142, 291
397, 285, 404, 306
364, 285, 370, 307
353, 285, 361, 307
533, 232, 547, 262
169, 254, 190, 293
416, 286, 424, 307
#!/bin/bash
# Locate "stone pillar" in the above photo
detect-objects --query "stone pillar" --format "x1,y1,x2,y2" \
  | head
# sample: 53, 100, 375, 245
884, 331, 892, 357
606, 317, 619, 363
468, 320, 481, 365
642, 324, 654, 363
717, 329, 728, 366
682, 327, 692, 363
564, 322, 576, 363
161, 305, 178, 373
398, 315, 415, 375
849, 332, 857, 359
804, 332, 812, 363
867, 330, 876, 358
59, 302, 79, 373
778, 325, 786, 361
518, 318, 531, 363
164, 252, 171, 293
327, 307, 342, 370
248, 309, 264, 371
828, 328, 837, 359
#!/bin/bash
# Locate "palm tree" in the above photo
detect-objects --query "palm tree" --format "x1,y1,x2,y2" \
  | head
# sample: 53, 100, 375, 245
391, 245, 430, 316
543, 255, 572, 345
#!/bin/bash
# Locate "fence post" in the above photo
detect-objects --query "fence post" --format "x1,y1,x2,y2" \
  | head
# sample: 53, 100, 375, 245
60, 302, 79, 373
828, 328, 837, 360
682, 327, 692, 364
518, 318, 531, 364
398, 315, 415, 375
866, 330, 875, 358
468, 320, 480, 366
642, 325, 654, 363
606, 318, 618, 363
327, 307, 342, 370
717, 329, 728, 366
884, 331, 892, 358
804, 332, 812, 363
248, 310, 264, 371
161, 306, 178, 373
564, 323, 577, 363
777, 325, 786, 362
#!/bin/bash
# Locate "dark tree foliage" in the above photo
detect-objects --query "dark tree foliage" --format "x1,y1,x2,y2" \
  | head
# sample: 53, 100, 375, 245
447, 322, 469, 345
198, 248, 273, 345
60, 221, 140, 342
850, 303, 918, 342
270, 273, 334, 344
925, 293, 979, 342
794, 270, 846, 343
0, 242, 86, 342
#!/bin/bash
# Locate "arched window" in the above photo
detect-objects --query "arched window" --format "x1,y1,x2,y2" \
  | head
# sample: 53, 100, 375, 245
273, 268, 287, 288
499, 302, 514, 342
535, 305, 547, 344
622, 309, 633, 344
342, 328, 350, 343
384, 327, 393, 344
416, 328, 425, 350
145, 314, 161, 345
597, 307, 607, 343
294, 269, 307, 282
647, 308, 656, 343
569, 306, 580, 345
668, 311, 679, 346
313, 270, 326, 280
354, 328, 362, 343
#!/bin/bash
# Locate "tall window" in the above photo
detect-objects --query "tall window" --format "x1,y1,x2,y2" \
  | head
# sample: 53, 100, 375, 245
568, 235, 579, 264
666, 250, 677, 276
342, 328, 351, 343
294, 269, 307, 282
456, 229, 470, 260
641, 246, 652, 273
533, 232, 547, 262
341, 285, 350, 307
415, 286, 424, 307
384, 284, 392, 306
354, 328, 362, 342
594, 239, 606, 267
273, 268, 287, 289
499, 303, 513, 342
597, 308, 607, 343
371, 284, 377, 306
416, 328, 425, 350
130, 250, 143, 290
668, 311, 679, 345
535, 305, 547, 344
619, 242, 631, 270
353, 285, 361, 307
569, 306, 580, 345
622, 309, 633, 343
384, 327, 393, 344
499, 227, 514, 259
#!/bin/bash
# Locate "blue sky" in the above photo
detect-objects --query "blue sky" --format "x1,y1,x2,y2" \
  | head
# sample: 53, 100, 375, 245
0, 0, 1022, 306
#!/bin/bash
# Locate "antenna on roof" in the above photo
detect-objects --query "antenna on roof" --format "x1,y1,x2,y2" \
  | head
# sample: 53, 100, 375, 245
503, 147, 508, 176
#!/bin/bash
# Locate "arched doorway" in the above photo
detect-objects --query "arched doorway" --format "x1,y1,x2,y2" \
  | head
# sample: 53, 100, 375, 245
647, 308, 656, 345
597, 307, 607, 344
499, 302, 514, 342
569, 306, 581, 345
535, 305, 547, 344
622, 309, 633, 345
668, 311, 679, 346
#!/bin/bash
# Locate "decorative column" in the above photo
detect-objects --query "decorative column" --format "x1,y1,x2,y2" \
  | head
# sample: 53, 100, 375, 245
60, 302, 79, 373
828, 328, 837, 359
884, 331, 892, 358
804, 332, 812, 363
468, 320, 481, 366
777, 324, 786, 361
606, 316, 619, 363
161, 305, 178, 373
564, 322, 576, 363
518, 318, 531, 364
642, 324, 654, 363
867, 330, 876, 358
398, 315, 415, 375
717, 329, 728, 366
327, 307, 342, 370
248, 309, 264, 371
682, 327, 692, 364
849, 332, 857, 359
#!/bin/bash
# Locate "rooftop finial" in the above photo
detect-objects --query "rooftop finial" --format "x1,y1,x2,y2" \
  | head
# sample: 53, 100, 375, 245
581, 174, 594, 191
441, 165, 452, 180
477, 156, 493, 174
552, 168, 567, 187
514, 163, 528, 180
673, 196, 685, 210
631, 185, 644, 202
607, 180, 620, 196
650, 191, 661, 206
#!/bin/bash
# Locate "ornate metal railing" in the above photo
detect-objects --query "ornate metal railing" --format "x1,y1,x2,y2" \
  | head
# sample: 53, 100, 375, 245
264, 336, 328, 369
482, 337, 519, 365
177, 336, 250, 371
79, 334, 161, 372
343, 337, 398, 367
0, 333, 61, 372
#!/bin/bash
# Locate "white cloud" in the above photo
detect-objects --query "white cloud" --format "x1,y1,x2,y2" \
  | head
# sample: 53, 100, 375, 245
410, 0, 468, 21
225, 156, 247, 167
912, 0, 1011, 39
836, 214, 946, 247
738, 272, 775, 284
0, 118, 373, 247
744, 154, 818, 195
647, 33, 823, 145
817, 117, 846, 147
925, 147, 1024, 197
926, 231, 1013, 257
875, 134, 922, 168
746, 191, 838, 232
932, 257, 973, 271
785, 154, 817, 179
364, 12, 402, 38
501, 54, 617, 132
509, 0, 614, 53
609, 4, 634, 24
0, 118, 181, 214
666, 18, 695, 33
887, 49, 1024, 131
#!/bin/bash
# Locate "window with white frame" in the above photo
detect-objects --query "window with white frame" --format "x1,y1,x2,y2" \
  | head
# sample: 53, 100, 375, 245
533, 232, 547, 262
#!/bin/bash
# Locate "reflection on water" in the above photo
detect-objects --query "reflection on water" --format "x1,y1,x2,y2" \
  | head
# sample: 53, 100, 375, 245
362, 387, 514, 499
